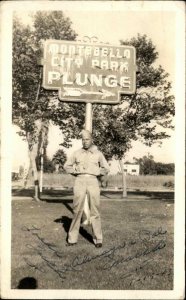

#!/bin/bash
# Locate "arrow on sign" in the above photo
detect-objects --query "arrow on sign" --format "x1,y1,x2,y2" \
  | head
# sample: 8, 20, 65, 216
62, 88, 115, 99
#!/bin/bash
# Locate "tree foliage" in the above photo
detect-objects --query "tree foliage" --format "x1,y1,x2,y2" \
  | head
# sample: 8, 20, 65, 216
36, 151, 55, 173
12, 11, 77, 141
12, 11, 78, 196
133, 155, 174, 175
52, 149, 67, 172
52, 34, 175, 161
13, 12, 174, 163
92, 34, 175, 160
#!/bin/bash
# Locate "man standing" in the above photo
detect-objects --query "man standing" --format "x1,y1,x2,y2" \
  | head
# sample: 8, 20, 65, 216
64, 130, 109, 248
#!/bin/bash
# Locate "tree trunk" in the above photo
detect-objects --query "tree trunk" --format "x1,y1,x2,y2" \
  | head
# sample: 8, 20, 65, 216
119, 159, 127, 198
39, 146, 44, 193
29, 143, 40, 201
26, 119, 43, 201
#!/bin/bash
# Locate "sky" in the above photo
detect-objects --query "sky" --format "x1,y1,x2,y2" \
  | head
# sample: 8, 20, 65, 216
11, 1, 179, 169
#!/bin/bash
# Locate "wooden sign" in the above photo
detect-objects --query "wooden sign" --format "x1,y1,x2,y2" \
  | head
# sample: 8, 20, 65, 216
42, 40, 136, 103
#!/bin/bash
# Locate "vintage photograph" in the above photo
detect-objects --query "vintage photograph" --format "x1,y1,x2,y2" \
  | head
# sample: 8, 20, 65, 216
1, 1, 185, 299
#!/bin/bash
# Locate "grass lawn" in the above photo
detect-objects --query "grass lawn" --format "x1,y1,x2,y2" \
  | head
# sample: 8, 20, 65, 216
11, 193, 174, 290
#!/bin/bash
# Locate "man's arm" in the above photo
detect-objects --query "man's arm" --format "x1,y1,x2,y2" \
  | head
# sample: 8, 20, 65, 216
99, 152, 110, 176
64, 154, 77, 176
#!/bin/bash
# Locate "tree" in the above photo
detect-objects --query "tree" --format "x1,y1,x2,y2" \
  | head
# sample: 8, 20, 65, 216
13, 11, 77, 199
13, 14, 175, 197
155, 162, 174, 175
52, 34, 174, 195
53, 34, 174, 159
52, 149, 67, 172
36, 148, 56, 173
13, 11, 77, 134
133, 155, 157, 175
133, 155, 175, 175
92, 35, 174, 156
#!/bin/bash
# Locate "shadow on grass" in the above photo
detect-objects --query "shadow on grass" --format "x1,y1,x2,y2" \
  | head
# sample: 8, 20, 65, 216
101, 191, 174, 201
12, 188, 73, 198
62, 201, 74, 214
79, 227, 94, 244
17, 277, 37, 289
12, 188, 34, 197
12, 188, 174, 203
54, 215, 94, 244
54, 215, 71, 233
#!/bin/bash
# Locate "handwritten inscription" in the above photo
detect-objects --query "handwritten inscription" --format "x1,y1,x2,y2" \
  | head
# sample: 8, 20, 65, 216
22, 225, 170, 286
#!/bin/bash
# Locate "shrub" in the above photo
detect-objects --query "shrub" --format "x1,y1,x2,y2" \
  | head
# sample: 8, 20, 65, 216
163, 181, 174, 188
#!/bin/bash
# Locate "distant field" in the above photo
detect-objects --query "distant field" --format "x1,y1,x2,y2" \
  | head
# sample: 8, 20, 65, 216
14, 173, 174, 190
107, 174, 174, 190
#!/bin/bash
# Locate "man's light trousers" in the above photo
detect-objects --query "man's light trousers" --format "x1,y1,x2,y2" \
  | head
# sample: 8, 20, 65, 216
68, 175, 102, 245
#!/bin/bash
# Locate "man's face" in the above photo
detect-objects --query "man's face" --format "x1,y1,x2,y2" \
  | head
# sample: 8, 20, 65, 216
82, 136, 92, 150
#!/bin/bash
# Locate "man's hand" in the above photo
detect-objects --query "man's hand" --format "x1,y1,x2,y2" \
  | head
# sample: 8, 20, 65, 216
98, 175, 108, 188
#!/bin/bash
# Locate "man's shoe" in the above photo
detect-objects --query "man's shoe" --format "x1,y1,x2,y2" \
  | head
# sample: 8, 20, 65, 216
66, 242, 77, 246
95, 243, 102, 248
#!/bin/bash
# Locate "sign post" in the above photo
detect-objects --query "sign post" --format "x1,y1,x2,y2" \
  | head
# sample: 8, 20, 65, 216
85, 103, 93, 132
82, 102, 93, 224
41, 38, 136, 215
